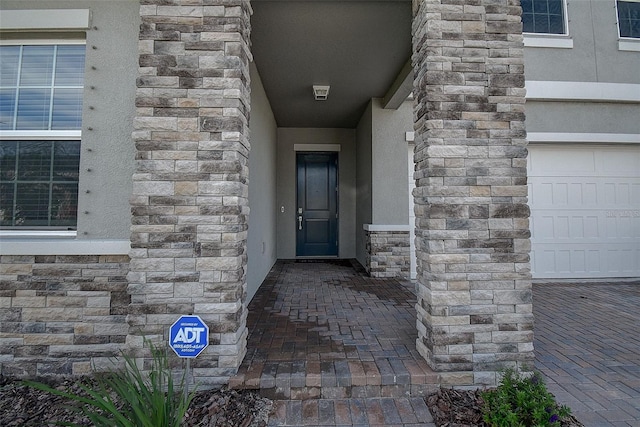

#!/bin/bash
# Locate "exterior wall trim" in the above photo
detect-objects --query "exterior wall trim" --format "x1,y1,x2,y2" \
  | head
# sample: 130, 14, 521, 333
294, 143, 341, 152
619, 39, 640, 52
363, 224, 410, 232
0, 9, 91, 31
525, 81, 640, 103
524, 35, 573, 49
0, 238, 130, 255
528, 132, 640, 144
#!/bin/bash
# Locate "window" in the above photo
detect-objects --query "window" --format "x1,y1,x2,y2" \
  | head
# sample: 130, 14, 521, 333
0, 44, 84, 228
521, 0, 566, 34
617, 1, 640, 38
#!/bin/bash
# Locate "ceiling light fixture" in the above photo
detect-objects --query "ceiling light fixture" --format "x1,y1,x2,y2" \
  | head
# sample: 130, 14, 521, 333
313, 85, 330, 101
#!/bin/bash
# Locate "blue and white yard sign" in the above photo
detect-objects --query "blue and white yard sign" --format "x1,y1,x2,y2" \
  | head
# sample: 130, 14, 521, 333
169, 315, 209, 358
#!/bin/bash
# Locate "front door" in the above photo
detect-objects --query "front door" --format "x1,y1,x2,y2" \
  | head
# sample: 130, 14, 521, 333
296, 152, 338, 257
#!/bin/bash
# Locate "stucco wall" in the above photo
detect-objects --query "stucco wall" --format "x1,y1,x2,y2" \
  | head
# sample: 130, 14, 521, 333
371, 98, 412, 224
523, 0, 640, 84
247, 63, 277, 302
526, 101, 640, 134
276, 128, 357, 259
1, 0, 139, 240
355, 101, 373, 267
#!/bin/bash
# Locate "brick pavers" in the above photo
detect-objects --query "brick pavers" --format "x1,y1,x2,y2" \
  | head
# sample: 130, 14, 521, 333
534, 281, 640, 427
268, 397, 434, 427
231, 260, 436, 425
235, 260, 640, 426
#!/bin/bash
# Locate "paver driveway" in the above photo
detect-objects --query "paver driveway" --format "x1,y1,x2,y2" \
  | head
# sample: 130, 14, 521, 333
534, 281, 640, 426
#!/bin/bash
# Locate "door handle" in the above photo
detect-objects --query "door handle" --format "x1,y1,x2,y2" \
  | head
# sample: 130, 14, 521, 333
298, 215, 303, 230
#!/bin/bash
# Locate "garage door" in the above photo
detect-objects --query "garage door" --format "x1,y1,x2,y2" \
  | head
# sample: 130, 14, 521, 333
528, 145, 640, 278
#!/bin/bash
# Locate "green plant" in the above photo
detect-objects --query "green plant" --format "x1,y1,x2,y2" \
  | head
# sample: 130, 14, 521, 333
481, 368, 571, 427
25, 342, 195, 427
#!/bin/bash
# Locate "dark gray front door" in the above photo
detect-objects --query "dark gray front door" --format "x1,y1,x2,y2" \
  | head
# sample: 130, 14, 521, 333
296, 152, 338, 257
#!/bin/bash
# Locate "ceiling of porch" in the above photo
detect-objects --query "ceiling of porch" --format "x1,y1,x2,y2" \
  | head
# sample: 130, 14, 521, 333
250, 0, 413, 128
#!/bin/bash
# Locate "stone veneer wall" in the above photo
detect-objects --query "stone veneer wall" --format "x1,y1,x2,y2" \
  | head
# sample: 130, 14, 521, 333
0, 255, 129, 377
365, 230, 411, 278
129, 0, 253, 386
412, 0, 534, 386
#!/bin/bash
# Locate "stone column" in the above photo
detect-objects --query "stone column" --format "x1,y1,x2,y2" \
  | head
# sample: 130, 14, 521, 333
412, 0, 534, 386
128, 0, 252, 387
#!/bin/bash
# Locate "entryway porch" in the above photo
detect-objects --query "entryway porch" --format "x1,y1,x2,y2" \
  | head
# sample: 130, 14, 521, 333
230, 260, 439, 401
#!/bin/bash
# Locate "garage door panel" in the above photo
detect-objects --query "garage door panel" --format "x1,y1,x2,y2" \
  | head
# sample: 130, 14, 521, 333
531, 242, 638, 277
529, 145, 640, 278
533, 212, 638, 241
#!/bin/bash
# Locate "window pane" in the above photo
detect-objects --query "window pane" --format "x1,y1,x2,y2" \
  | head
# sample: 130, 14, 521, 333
16, 88, 51, 130
0, 46, 20, 86
52, 141, 80, 181
533, 0, 549, 14
19, 46, 54, 86
50, 183, 78, 226
0, 88, 16, 130
549, 14, 564, 34
17, 141, 52, 181
1, 141, 79, 228
15, 182, 50, 226
548, 0, 562, 15
522, 0, 565, 34
522, 13, 534, 33
0, 141, 18, 181
534, 13, 550, 33
52, 88, 83, 130
633, 18, 640, 37
0, 183, 15, 226
55, 45, 85, 86
618, 1, 640, 38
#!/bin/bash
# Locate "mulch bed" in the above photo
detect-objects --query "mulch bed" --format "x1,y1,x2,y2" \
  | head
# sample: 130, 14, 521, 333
1, 375, 586, 427
0, 375, 272, 427
426, 388, 585, 427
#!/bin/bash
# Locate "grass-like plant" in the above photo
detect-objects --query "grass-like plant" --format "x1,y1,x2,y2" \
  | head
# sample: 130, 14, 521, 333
25, 342, 195, 427
481, 368, 571, 427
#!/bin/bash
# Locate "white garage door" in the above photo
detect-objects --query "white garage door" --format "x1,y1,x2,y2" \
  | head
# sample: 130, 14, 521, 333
528, 145, 640, 278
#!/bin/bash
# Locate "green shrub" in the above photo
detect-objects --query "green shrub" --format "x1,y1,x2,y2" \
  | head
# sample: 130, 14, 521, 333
481, 368, 571, 427
25, 342, 195, 427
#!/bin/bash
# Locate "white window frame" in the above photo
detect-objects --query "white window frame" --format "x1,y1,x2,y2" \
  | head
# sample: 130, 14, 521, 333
615, 0, 640, 51
0, 40, 85, 233
522, 0, 573, 49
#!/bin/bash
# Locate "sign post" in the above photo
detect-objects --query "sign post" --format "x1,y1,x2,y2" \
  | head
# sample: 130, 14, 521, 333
169, 315, 209, 400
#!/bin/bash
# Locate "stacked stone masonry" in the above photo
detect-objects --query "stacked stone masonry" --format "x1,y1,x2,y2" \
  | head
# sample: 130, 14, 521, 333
411, 0, 534, 386
0, 0, 535, 388
365, 230, 411, 278
0, 255, 129, 377
129, 0, 253, 386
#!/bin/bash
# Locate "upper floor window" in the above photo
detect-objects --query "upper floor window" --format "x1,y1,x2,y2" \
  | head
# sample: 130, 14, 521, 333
0, 44, 85, 228
617, 1, 640, 38
521, 0, 567, 34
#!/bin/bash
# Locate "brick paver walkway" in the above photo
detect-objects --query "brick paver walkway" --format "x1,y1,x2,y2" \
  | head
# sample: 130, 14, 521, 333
534, 281, 640, 427
230, 260, 436, 426
234, 260, 640, 426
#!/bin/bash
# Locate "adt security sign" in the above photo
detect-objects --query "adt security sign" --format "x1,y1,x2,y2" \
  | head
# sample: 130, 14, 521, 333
169, 315, 209, 358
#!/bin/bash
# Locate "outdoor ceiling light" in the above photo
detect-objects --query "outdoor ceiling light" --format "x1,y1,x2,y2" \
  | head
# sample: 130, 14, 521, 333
313, 85, 330, 101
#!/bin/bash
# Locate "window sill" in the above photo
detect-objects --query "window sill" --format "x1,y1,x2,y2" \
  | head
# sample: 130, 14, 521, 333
619, 38, 640, 52
0, 234, 130, 256
1, 230, 77, 239
524, 34, 573, 49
